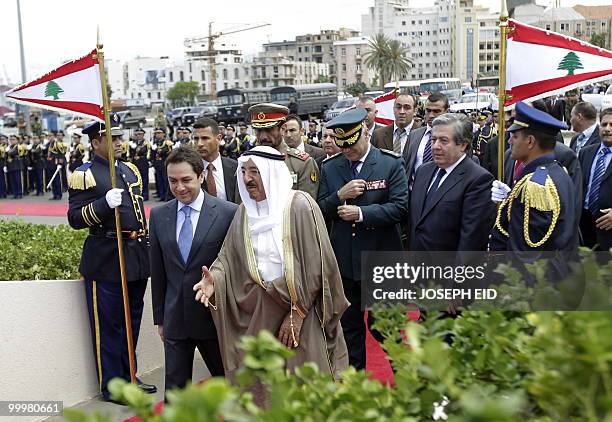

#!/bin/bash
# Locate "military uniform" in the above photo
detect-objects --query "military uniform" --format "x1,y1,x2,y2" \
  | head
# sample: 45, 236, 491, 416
6, 140, 23, 198
29, 142, 46, 195
237, 129, 255, 153
69, 137, 87, 173
151, 128, 173, 201
68, 121, 154, 400
248, 103, 320, 200
129, 131, 151, 201
317, 109, 409, 369
0, 138, 7, 198
18, 141, 30, 195
48, 139, 68, 200
473, 111, 497, 161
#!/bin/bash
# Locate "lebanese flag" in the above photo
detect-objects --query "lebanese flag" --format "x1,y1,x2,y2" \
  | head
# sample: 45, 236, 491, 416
505, 19, 612, 107
5, 49, 104, 122
374, 90, 397, 125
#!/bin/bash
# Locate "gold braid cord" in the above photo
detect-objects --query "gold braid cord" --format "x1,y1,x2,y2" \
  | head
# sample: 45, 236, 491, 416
494, 173, 561, 248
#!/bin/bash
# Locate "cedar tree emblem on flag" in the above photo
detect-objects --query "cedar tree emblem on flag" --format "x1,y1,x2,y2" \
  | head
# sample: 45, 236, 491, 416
557, 52, 584, 76
44, 81, 64, 100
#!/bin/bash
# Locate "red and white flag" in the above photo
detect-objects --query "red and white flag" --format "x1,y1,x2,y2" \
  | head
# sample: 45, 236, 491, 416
374, 90, 397, 125
505, 19, 612, 107
5, 49, 104, 122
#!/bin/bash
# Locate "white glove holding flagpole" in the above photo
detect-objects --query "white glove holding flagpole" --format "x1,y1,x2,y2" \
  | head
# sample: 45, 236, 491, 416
46, 165, 62, 190
105, 188, 124, 209
491, 180, 511, 203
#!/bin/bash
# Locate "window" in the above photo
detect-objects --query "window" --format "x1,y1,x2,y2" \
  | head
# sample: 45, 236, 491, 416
418, 20, 422, 24
411, 20, 415, 25
147, 92, 151, 99
465, 17, 472, 23
305, 46, 309, 52
189, 62, 192, 73
234, 68, 239, 79
224, 82, 228, 89
356, 47, 361, 55
341, 47, 346, 56
169, 72, 174, 82
222, 69, 228, 79
201, 70, 205, 80
138, 92, 142, 98
426, 20, 429, 24
402, 20, 406, 26
342, 78, 346, 86
560, 23, 568, 31
245, 81, 249, 88
235, 82, 239, 87
546, 24, 551, 30
298, 47, 302, 52
179, 71, 184, 81
157, 92, 161, 100
342, 63, 346, 71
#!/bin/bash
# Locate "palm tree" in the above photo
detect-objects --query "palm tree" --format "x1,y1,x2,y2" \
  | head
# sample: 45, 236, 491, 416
386, 39, 413, 82
364, 34, 390, 89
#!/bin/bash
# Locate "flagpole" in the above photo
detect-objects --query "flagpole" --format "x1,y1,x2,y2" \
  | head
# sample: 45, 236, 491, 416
95, 29, 137, 385
497, 0, 509, 181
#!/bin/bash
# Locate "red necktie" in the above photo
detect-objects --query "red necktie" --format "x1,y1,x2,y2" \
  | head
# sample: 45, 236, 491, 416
513, 160, 525, 184
207, 163, 217, 197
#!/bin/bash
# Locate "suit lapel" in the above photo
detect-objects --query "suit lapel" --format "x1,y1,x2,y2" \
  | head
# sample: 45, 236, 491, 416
412, 163, 436, 220
384, 125, 394, 151
337, 156, 352, 185
356, 147, 378, 183
418, 159, 467, 225
186, 193, 218, 267
165, 200, 184, 269
222, 158, 235, 200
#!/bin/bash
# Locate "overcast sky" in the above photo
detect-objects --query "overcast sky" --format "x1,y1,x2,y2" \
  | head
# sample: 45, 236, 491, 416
0, 0, 609, 84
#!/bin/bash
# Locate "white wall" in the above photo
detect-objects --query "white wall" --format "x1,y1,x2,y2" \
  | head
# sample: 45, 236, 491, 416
0, 280, 163, 421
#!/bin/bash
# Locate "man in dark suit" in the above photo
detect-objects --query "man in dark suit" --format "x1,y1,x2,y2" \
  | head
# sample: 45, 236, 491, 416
545, 95, 566, 122
371, 94, 415, 155
578, 108, 612, 251
403, 92, 450, 185
569, 102, 600, 153
409, 113, 495, 252
150, 146, 238, 393
354, 96, 381, 141
283, 114, 325, 161
317, 109, 408, 369
193, 118, 240, 203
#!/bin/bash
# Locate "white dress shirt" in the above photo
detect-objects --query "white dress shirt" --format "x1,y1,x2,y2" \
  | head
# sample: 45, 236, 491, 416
252, 200, 283, 282
426, 154, 466, 193
415, 125, 433, 172
577, 122, 598, 152
347, 143, 371, 223
202, 154, 227, 201
176, 189, 204, 241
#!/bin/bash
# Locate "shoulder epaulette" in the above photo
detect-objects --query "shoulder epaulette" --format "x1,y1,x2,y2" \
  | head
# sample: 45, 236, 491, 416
123, 161, 143, 192
288, 148, 311, 161
68, 162, 96, 190
380, 148, 401, 158
322, 152, 342, 163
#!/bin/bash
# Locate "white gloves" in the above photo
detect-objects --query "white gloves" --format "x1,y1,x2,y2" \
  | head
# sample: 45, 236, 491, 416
105, 188, 124, 209
56, 164, 63, 170
151, 143, 157, 151
2, 166, 6, 173
27, 166, 33, 171
129, 141, 137, 149
491, 180, 511, 203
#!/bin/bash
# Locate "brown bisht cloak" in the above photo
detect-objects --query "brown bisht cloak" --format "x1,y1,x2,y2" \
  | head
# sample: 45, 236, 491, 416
208, 190, 349, 380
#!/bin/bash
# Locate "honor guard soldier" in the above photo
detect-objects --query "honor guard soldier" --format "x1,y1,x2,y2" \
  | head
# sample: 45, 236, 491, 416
29, 136, 46, 196
491, 102, 578, 256
69, 133, 87, 172
0, 135, 7, 198
18, 136, 30, 195
119, 137, 130, 161
6, 135, 23, 199
317, 108, 409, 370
237, 123, 255, 153
48, 135, 68, 200
129, 128, 151, 201
67, 120, 156, 403
57, 131, 69, 191
473, 109, 497, 161
248, 103, 320, 199
174, 127, 193, 148
151, 127, 173, 201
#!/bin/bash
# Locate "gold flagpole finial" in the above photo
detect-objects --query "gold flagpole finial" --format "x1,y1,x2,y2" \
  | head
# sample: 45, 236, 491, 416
500, 0, 508, 19
96, 25, 102, 50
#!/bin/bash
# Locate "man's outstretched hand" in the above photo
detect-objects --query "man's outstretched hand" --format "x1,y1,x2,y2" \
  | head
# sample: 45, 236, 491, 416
194, 266, 215, 307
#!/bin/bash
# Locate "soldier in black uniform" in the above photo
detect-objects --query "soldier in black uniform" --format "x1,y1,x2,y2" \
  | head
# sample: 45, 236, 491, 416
0, 135, 7, 198
237, 123, 255, 153
151, 127, 173, 201
67, 120, 156, 403
29, 136, 46, 196
129, 128, 151, 201
57, 131, 69, 192
6, 135, 23, 199
491, 102, 577, 279
48, 135, 68, 200
472, 109, 497, 163
18, 136, 30, 195
69, 133, 87, 173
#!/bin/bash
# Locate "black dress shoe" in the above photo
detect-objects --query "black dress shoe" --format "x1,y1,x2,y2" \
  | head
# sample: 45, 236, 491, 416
104, 398, 127, 406
137, 380, 157, 394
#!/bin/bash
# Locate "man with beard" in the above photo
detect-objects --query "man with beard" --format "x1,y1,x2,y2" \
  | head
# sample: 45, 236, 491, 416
248, 103, 320, 200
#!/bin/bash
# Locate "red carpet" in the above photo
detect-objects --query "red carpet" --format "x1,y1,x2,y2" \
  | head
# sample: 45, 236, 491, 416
0, 201, 154, 218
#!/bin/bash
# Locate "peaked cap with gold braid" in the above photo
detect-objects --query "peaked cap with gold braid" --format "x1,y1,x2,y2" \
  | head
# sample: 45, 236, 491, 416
325, 108, 367, 148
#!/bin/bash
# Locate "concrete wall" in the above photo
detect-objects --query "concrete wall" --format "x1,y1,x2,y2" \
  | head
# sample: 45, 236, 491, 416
0, 280, 164, 421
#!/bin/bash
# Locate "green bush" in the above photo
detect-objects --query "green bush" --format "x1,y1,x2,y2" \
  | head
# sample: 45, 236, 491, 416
0, 220, 86, 281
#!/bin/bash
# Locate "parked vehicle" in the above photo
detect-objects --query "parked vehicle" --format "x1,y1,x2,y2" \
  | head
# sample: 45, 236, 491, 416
115, 109, 147, 129
63, 116, 91, 129
169, 107, 192, 126
3, 112, 17, 128
449, 93, 499, 113
181, 106, 218, 126
216, 88, 270, 124
270, 83, 337, 118
583, 84, 612, 112
324, 97, 355, 121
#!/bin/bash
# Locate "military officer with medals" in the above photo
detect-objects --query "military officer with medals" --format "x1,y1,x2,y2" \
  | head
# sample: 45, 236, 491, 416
248, 103, 320, 200
67, 120, 156, 403
47, 134, 68, 200
490, 102, 578, 280
473, 109, 497, 162
29, 135, 46, 196
6, 135, 23, 199
129, 128, 151, 201
317, 108, 409, 369
0, 135, 8, 198
18, 136, 31, 195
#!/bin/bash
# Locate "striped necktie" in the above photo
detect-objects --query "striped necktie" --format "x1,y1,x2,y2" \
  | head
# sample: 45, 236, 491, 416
422, 129, 433, 163
393, 128, 403, 154
178, 206, 193, 264
588, 147, 612, 214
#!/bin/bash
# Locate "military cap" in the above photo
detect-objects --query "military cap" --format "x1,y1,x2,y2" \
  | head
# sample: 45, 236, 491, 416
133, 127, 146, 134
248, 103, 289, 129
508, 101, 568, 135
325, 108, 367, 148
239, 123, 248, 129
82, 114, 123, 139
153, 127, 166, 133
72, 132, 82, 138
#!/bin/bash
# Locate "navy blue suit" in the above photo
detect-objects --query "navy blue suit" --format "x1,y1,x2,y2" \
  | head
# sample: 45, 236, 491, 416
579, 143, 612, 251
67, 154, 150, 400
150, 192, 238, 392
317, 146, 408, 369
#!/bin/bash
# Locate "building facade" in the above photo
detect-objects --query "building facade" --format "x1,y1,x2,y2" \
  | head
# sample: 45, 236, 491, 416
333, 37, 376, 90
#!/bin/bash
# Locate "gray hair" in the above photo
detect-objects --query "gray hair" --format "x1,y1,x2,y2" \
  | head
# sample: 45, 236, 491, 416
431, 113, 473, 146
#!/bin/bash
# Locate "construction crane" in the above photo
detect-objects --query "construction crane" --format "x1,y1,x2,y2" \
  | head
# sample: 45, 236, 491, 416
184, 22, 271, 99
